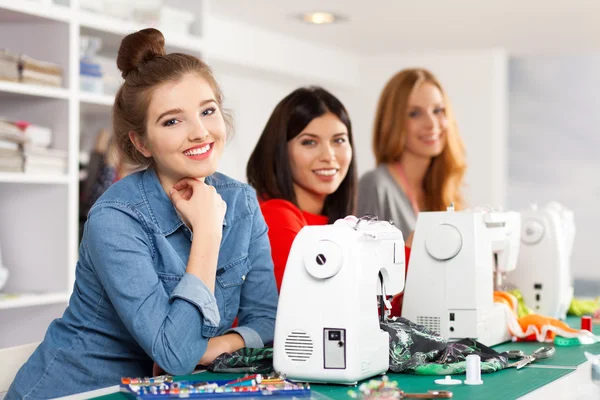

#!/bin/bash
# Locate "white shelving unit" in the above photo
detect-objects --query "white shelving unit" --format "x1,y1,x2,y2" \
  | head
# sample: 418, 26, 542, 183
0, 172, 70, 185
0, 80, 70, 99
0, 0, 207, 348
0, 292, 71, 310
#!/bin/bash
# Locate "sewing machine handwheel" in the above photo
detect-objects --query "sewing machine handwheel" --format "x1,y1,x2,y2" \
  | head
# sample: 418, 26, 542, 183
303, 240, 343, 279
521, 218, 545, 245
425, 224, 462, 261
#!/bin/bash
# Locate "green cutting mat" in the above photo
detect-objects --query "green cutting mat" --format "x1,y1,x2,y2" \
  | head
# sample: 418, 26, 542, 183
95, 368, 573, 400
494, 340, 600, 367
93, 317, 597, 400
317, 368, 573, 400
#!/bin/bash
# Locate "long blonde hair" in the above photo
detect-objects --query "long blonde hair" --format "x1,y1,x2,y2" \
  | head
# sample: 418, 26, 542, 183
372, 68, 466, 211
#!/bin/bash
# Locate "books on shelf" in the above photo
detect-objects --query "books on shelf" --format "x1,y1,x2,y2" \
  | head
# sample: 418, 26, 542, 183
0, 118, 67, 174
0, 50, 19, 82
0, 118, 28, 144
23, 146, 68, 174
0, 49, 63, 88
17, 120, 53, 148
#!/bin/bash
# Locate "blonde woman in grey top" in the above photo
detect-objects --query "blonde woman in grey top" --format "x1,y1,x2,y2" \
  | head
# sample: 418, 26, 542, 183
357, 68, 467, 243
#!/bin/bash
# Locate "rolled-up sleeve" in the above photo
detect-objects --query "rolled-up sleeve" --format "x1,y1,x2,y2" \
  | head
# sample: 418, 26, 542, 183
226, 191, 278, 347
170, 273, 220, 336
225, 326, 263, 348
84, 203, 213, 375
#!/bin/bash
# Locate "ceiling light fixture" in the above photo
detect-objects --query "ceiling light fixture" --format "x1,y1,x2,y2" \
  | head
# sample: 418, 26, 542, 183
302, 12, 338, 25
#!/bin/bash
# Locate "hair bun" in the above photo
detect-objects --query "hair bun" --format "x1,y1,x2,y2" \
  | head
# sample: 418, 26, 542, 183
117, 28, 166, 79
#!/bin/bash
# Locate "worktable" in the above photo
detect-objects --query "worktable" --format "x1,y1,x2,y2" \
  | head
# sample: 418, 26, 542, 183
59, 317, 600, 400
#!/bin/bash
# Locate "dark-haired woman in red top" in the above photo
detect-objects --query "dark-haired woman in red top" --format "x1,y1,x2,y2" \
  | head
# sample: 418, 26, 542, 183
246, 87, 412, 305
246, 87, 356, 291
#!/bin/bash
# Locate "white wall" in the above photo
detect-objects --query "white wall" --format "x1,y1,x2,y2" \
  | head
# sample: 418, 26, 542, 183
349, 50, 509, 209
204, 14, 360, 89
508, 53, 600, 282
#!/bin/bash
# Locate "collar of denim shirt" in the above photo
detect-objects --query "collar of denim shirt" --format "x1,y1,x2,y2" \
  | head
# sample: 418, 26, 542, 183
140, 167, 227, 236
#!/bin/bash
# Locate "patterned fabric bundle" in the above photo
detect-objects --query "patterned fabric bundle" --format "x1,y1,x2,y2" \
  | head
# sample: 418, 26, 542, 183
381, 317, 509, 375
206, 318, 512, 376
207, 347, 274, 374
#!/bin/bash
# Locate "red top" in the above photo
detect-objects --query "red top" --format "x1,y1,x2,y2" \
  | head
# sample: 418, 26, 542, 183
260, 199, 329, 291
260, 198, 412, 314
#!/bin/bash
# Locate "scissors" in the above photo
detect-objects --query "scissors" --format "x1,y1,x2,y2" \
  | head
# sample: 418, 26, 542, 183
506, 347, 556, 369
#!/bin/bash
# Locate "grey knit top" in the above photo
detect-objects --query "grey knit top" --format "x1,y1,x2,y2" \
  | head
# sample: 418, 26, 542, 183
357, 164, 417, 240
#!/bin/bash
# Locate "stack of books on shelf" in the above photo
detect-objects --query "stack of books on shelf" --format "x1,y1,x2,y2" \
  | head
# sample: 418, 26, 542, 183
0, 118, 67, 175
0, 119, 26, 173
0, 49, 63, 87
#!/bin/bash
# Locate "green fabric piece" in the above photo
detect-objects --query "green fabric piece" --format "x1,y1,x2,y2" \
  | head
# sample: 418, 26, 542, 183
411, 358, 507, 375
206, 347, 273, 374
509, 288, 534, 318
568, 297, 600, 316
382, 318, 508, 375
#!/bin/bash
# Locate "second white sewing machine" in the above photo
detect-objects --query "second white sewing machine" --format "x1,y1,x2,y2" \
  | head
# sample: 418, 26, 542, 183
402, 206, 521, 347
508, 202, 576, 320
273, 216, 406, 385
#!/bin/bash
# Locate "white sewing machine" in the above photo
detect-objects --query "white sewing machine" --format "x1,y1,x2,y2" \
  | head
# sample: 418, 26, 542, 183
402, 207, 521, 347
508, 202, 575, 320
273, 216, 406, 385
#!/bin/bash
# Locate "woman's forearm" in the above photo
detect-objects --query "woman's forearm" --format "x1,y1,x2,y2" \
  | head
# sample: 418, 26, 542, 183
198, 333, 245, 366
186, 233, 221, 293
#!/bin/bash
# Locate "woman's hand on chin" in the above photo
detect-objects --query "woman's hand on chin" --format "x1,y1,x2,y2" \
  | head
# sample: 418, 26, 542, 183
169, 178, 226, 239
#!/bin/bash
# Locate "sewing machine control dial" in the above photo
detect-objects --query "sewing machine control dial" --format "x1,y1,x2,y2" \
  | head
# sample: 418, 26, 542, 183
521, 218, 545, 245
303, 240, 343, 279
425, 224, 462, 261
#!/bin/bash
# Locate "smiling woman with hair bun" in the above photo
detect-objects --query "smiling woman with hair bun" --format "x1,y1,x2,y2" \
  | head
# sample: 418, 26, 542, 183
6, 28, 278, 399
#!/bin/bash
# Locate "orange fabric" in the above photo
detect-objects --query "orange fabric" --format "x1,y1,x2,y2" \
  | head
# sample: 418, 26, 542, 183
515, 314, 579, 342
260, 199, 328, 291
494, 291, 518, 314
493, 290, 582, 342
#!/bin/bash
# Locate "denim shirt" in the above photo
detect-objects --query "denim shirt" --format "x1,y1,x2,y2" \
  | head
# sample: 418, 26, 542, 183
7, 168, 278, 399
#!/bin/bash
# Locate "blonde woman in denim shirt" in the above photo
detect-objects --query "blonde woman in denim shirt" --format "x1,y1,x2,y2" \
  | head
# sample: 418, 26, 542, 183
7, 28, 278, 399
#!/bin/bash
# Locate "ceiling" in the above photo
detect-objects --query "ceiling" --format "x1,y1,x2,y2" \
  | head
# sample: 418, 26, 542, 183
209, 0, 600, 55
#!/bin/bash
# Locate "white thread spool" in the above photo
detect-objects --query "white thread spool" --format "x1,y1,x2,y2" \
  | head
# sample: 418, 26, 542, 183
464, 354, 483, 385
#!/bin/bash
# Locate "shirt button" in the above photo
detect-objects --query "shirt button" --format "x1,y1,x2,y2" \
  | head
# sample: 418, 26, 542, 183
242, 275, 246, 281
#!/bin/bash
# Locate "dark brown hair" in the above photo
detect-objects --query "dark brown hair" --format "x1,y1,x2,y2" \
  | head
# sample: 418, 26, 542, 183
113, 28, 232, 169
246, 86, 357, 223
373, 68, 466, 211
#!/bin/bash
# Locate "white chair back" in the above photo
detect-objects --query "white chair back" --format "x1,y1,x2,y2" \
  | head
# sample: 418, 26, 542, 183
0, 342, 40, 393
